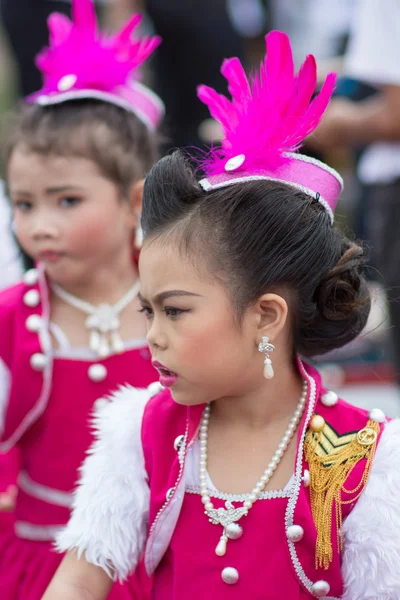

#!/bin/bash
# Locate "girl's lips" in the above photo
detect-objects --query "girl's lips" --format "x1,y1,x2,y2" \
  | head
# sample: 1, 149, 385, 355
159, 373, 178, 387
38, 251, 63, 263
152, 361, 179, 387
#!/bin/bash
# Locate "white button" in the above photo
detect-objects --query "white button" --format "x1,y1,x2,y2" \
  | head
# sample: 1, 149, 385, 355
173, 435, 185, 452
94, 398, 108, 411
23, 268, 39, 286
57, 74, 77, 92
369, 408, 386, 423
88, 364, 107, 382
23, 290, 40, 308
166, 487, 175, 501
311, 580, 330, 597
286, 524, 304, 542
26, 314, 42, 332
221, 567, 239, 585
302, 469, 310, 487
321, 390, 338, 407
225, 154, 246, 172
148, 381, 164, 398
30, 353, 48, 371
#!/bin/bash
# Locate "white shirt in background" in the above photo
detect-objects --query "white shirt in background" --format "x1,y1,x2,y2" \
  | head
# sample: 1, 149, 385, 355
344, 0, 400, 184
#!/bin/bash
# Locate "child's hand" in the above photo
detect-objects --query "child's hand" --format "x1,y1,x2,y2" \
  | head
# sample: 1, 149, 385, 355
0, 485, 17, 511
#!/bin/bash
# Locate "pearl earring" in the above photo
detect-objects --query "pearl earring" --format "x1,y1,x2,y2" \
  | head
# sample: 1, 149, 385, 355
134, 225, 143, 249
258, 336, 275, 379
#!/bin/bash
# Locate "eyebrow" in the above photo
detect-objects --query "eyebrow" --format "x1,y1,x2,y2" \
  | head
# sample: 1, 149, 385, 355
45, 186, 85, 195
10, 185, 85, 198
139, 290, 202, 304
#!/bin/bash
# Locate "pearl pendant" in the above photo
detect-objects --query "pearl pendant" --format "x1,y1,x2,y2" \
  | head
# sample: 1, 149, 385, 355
98, 337, 111, 358
215, 535, 228, 556
90, 330, 101, 352
226, 523, 243, 540
264, 358, 274, 379
111, 332, 125, 354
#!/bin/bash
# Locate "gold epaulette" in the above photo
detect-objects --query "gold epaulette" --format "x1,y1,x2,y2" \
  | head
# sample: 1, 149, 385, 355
304, 414, 379, 570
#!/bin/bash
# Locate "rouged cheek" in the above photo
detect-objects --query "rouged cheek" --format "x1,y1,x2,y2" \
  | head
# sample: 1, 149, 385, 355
178, 321, 234, 367
65, 218, 116, 254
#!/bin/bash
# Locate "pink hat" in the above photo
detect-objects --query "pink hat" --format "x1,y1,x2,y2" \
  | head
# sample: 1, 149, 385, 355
197, 31, 343, 221
26, 0, 164, 131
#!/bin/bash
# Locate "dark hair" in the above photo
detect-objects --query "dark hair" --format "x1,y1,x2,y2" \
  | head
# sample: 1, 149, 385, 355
4, 99, 159, 269
141, 151, 371, 357
4, 99, 159, 195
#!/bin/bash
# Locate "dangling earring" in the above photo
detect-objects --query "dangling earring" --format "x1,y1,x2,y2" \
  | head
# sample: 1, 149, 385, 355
258, 336, 275, 379
134, 225, 143, 250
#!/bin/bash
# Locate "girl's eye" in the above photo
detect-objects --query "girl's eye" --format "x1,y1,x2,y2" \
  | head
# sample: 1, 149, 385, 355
59, 196, 82, 208
138, 306, 153, 319
13, 200, 32, 213
163, 307, 187, 320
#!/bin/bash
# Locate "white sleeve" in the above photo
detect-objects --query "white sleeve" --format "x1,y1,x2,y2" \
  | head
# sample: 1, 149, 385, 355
341, 418, 400, 599
344, 0, 400, 86
0, 357, 11, 439
55, 385, 152, 582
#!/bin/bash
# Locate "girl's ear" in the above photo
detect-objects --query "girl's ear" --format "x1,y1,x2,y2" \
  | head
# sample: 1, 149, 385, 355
130, 179, 145, 251
131, 179, 144, 226
253, 293, 289, 346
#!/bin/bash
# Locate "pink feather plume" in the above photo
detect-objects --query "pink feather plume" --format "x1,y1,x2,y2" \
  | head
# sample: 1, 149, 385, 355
197, 30, 337, 174
33, 0, 160, 96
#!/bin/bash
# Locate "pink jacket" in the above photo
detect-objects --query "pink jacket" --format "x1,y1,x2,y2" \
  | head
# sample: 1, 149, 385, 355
57, 362, 400, 599
0, 266, 157, 540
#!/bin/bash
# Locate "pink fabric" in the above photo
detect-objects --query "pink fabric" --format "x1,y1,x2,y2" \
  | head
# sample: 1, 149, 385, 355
0, 449, 18, 533
0, 532, 150, 599
0, 274, 157, 599
154, 494, 311, 600
196, 31, 341, 215
142, 362, 381, 598
201, 153, 343, 215
26, 0, 164, 129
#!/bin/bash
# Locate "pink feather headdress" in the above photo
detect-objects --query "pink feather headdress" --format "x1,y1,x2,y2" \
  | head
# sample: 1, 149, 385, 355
27, 0, 164, 131
197, 31, 343, 221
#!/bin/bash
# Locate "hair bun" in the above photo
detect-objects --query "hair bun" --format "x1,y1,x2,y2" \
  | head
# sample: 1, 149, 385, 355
298, 241, 371, 356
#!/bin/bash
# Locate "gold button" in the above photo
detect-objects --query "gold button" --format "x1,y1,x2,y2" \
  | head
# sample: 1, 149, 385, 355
310, 415, 325, 432
357, 427, 378, 446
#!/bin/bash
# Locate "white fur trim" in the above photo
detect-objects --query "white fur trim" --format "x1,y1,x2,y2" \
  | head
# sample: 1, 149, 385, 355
55, 385, 151, 582
342, 419, 400, 599
0, 357, 11, 438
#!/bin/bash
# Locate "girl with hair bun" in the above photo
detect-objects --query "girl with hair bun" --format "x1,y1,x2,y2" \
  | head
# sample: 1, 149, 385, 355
44, 31, 400, 600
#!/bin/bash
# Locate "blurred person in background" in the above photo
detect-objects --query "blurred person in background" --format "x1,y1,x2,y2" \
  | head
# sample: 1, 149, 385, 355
0, 2, 73, 275
0, 1, 163, 597
107, 0, 244, 150
269, 0, 356, 67
308, 0, 400, 385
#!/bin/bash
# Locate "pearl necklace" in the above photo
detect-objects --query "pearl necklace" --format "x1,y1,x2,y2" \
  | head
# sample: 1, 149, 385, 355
199, 380, 307, 557
51, 280, 140, 358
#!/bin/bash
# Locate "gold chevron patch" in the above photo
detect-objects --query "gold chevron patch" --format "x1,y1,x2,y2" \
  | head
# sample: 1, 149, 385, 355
313, 421, 358, 458
305, 415, 380, 569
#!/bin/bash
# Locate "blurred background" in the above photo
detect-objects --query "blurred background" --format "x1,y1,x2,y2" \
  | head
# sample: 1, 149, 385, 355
0, 0, 399, 415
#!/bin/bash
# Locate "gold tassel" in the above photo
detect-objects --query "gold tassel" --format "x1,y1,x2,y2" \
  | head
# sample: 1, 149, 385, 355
304, 417, 379, 570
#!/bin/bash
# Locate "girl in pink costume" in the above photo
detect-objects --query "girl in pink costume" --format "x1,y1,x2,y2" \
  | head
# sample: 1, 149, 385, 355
0, 0, 164, 598
44, 32, 400, 599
